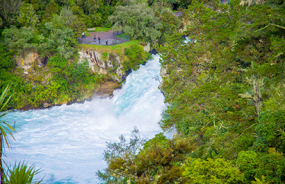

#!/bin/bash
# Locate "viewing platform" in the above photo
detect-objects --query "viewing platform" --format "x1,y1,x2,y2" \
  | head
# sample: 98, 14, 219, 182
78, 29, 130, 46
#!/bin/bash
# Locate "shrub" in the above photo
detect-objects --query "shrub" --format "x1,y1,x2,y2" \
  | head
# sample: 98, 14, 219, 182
123, 44, 147, 72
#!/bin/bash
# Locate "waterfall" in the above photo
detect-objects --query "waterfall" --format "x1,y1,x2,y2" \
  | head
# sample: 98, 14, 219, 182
4, 55, 166, 183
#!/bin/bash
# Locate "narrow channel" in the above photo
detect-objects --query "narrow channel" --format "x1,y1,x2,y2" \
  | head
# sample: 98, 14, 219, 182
4, 55, 165, 183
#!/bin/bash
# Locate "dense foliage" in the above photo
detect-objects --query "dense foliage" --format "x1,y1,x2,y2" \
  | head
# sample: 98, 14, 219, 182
0, 45, 105, 109
109, 0, 181, 43
0, 0, 182, 110
110, 2, 162, 42
2, 0, 284, 182
123, 44, 147, 72
98, 0, 285, 183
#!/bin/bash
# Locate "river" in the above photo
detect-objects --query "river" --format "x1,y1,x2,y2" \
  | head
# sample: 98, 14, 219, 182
4, 55, 166, 183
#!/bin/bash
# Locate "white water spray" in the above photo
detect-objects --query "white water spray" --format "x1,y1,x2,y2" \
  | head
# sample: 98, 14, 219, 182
4, 55, 166, 183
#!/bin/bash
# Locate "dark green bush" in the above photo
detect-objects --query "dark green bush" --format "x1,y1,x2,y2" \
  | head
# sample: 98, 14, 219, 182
123, 44, 147, 72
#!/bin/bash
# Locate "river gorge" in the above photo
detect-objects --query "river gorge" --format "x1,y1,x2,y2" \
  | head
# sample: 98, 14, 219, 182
4, 54, 165, 183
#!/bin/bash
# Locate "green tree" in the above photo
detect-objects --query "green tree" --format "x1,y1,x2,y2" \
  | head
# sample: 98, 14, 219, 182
70, 15, 86, 38
182, 158, 244, 184
88, 13, 102, 26
123, 44, 147, 72
157, 0, 285, 156
100, 0, 285, 183
30, 0, 40, 11
70, 5, 92, 27
251, 176, 270, 184
155, 0, 285, 183
154, 6, 180, 45
51, 14, 66, 30
2, 26, 37, 58
0, 0, 22, 26
60, 6, 73, 27
17, 2, 39, 29
109, 3, 162, 42
39, 23, 77, 59
51, 7, 86, 37
253, 110, 285, 153
83, 0, 103, 15
42, 0, 59, 22
97, 129, 194, 183
237, 149, 285, 183
236, 151, 259, 182
0, 43, 15, 71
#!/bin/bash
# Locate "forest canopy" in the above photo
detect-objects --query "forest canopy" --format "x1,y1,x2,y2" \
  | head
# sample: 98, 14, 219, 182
1, 0, 285, 183
0, 0, 182, 110
97, 0, 285, 183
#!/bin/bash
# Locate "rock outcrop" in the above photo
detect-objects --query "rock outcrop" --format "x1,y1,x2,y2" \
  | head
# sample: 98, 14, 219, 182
15, 52, 47, 74
79, 50, 126, 82
15, 50, 126, 82
16, 52, 39, 67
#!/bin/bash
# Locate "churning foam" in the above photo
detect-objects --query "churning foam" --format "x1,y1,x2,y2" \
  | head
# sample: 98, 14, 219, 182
4, 55, 166, 183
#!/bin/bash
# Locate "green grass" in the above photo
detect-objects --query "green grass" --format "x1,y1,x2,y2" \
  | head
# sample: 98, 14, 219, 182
87, 27, 112, 32
79, 40, 140, 55
115, 33, 130, 40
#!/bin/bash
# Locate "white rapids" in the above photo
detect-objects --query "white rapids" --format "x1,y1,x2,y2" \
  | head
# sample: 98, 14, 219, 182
4, 55, 166, 183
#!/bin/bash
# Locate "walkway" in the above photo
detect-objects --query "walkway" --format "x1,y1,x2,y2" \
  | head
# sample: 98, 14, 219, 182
173, 11, 182, 17
78, 30, 130, 46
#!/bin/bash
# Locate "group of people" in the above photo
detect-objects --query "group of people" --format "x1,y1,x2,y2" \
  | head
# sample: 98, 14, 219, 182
93, 35, 108, 45
81, 32, 109, 45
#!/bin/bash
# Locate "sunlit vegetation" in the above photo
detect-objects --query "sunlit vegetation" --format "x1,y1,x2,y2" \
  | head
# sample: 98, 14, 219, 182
2, 0, 284, 183
97, 0, 285, 183
1, 0, 179, 110
88, 27, 113, 32
0, 43, 106, 109
79, 40, 140, 55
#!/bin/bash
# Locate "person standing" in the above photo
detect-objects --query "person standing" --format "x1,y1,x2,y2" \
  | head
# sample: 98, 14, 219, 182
94, 35, 96, 42
106, 39, 108, 45
98, 37, 101, 44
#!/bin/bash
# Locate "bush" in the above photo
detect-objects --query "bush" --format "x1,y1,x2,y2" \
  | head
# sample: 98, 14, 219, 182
4, 162, 42, 184
123, 44, 147, 72
182, 158, 244, 184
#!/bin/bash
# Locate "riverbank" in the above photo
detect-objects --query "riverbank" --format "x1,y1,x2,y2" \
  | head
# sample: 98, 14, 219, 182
17, 80, 122, 111
5, 55, 165, 183
7, 42, 151, 111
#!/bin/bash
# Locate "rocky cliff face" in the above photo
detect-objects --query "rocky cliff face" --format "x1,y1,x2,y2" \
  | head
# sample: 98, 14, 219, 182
78, 50, 126, 82
15, 50, 126, 82
15, 52, 47, 74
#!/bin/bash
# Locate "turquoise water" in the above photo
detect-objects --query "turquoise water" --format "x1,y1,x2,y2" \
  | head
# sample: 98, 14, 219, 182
4, 55, 166, 183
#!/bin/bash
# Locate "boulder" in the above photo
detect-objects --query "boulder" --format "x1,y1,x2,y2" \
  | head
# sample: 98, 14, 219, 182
149, 49, 157, 55
16, 52, 39, 67
78, 50, 126, 82
143, 42, 151, 52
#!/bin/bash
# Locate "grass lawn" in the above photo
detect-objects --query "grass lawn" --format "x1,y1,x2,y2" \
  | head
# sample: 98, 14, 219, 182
114, 33, 130, 40
87, 27, 112, 32
79, 40, 140, 55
